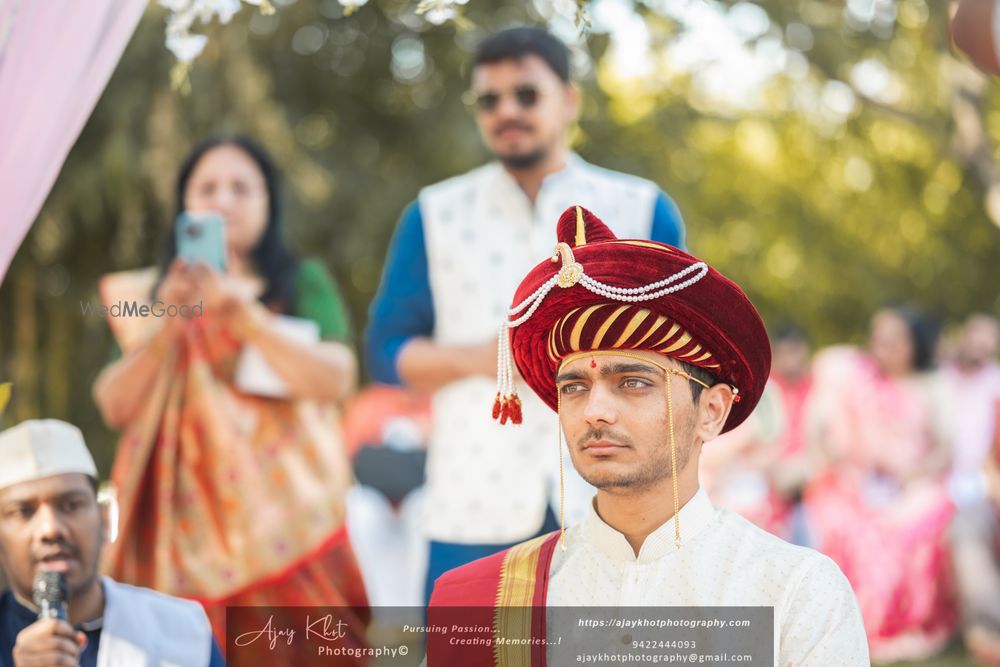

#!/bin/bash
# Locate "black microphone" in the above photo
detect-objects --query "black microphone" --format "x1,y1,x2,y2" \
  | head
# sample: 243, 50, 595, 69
32, 570, 68, 621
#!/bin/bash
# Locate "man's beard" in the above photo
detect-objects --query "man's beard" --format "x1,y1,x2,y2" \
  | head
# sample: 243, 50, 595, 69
496, 146, 547, 170
575, 428, 694, 493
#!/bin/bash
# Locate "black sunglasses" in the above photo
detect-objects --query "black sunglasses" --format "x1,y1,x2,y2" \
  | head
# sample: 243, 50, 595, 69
471, 85, 541, 113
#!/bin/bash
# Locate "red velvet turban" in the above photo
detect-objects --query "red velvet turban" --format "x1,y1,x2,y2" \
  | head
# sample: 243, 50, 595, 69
497, 206, 770, 434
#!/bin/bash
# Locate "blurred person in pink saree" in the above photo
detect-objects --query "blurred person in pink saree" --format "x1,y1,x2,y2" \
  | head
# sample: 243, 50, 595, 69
700, 325, 815, 541
803, 306, 956, 663
91, 136, 369, 650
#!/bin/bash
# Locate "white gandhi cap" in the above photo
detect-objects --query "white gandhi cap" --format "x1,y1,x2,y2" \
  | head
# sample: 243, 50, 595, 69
0, 419, 98, 492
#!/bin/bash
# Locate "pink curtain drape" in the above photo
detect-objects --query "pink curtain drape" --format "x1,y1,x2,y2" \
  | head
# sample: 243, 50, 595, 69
0, 0, 148, 283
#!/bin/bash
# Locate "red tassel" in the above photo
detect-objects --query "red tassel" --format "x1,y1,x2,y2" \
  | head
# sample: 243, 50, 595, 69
500, 399, 510, 425
510, 395, 523, 424
492, 393, 502, 420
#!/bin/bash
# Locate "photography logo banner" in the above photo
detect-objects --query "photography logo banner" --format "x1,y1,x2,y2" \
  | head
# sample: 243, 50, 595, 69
226, 606, 774, 666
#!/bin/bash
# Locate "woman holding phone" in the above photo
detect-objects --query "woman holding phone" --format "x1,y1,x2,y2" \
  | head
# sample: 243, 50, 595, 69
93, 136, 369, 646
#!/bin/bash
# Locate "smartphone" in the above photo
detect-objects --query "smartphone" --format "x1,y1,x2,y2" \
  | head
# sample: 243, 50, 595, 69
176, 212, 227, 272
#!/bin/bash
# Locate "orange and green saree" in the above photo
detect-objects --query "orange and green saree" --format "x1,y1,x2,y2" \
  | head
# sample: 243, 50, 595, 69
97, 264, 369, 651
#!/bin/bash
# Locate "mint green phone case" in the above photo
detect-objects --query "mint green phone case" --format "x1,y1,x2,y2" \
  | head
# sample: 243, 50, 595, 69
176, 212, 227, 272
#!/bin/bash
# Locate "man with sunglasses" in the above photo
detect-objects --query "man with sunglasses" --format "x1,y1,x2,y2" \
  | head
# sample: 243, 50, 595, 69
365, 26, 687, 607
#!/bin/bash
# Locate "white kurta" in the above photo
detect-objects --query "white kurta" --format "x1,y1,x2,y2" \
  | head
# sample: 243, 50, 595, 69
546, 489, 870, 666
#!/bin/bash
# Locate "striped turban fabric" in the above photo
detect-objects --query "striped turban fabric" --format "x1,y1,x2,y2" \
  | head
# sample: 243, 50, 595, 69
547, 305, 721, 372
504, 206, 770, 434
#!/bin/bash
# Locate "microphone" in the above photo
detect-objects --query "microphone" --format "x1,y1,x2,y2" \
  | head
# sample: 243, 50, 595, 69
32, 570, 68, 621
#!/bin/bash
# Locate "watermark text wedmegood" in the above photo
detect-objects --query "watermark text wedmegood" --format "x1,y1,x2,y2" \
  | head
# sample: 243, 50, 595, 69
79, 300, 203, 318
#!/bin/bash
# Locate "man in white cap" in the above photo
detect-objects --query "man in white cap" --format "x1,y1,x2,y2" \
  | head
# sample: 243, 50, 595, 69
0, 419, 225, 667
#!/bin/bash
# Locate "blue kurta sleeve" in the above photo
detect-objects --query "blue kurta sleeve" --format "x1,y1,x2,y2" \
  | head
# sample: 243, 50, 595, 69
650, 189, 686, 251
208, 638, 226, 666
363, 201, 435, 385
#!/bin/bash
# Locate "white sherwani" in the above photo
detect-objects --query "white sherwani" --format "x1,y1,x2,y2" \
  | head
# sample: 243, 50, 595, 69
546, 488, 870, 666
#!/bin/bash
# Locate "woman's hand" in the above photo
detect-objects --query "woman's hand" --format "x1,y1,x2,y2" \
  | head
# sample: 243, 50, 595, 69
188, 262, 257, 322
156, 259, 197, 310
153, 260, 199, 340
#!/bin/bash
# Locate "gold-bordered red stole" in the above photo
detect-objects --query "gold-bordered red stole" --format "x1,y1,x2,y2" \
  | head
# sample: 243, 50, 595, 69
492, 531, 561, 666
426, 531, 560, 666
